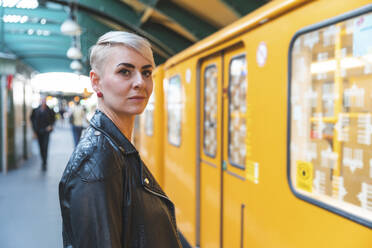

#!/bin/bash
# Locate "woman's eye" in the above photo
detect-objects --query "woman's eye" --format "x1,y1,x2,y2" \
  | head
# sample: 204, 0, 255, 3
142, 70, 152, 78
119, 69, 131, 76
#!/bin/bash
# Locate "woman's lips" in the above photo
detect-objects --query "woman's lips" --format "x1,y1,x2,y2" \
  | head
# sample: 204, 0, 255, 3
128, 96, 146, 102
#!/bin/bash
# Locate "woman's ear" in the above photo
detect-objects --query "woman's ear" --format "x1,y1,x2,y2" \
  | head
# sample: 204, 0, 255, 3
90, 69, 100, 93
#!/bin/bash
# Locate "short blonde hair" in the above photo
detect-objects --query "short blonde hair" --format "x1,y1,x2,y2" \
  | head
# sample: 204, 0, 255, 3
89, 31, 155, 73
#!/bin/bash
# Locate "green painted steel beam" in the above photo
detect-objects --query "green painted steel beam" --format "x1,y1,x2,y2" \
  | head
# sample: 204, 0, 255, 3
4, 32, 69, 43
153, 52, 166, 66
8, 47, 69, 56
6, 49, 69, 57
4, 41, 70, 56
23, 57, 73, 73
3, 0, 204, 73
2, 6, 68, 23
12, 52, 70, 60
77, 11, 111, 65
75, 0, 176, 56
76, 9, 177, 66
18, 55, 70, 61
78, 0, 141, 26
47, 0, 143, 32
148, 0, 218, 40
139, 0, 159, 6
142, 21, 193, 54
1, 5, 79, 73
4, 43, 69, 50
47, 0, 188, 57
3, 22, 63, 33
4, 33, 70, 50
220, 0, 267, 17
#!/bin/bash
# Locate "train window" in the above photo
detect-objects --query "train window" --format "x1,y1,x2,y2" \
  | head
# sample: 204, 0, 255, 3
144, 93, 155, 136
289, 10, 372, 227
203, 65, 218, 157
228, 55, 247, 169
167, 75, 182, 146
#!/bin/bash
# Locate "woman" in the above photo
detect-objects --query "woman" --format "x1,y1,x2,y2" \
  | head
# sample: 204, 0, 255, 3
59, 31, 182, 248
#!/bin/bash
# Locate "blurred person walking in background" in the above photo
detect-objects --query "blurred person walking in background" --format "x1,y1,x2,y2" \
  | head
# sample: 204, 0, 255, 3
30, 96, 56, 171
59, 31, 182, 248
70, 100, 86, 147
58, 105, 67, 127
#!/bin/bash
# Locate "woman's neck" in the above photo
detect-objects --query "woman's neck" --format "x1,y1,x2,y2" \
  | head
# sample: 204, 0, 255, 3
97, 104, 135, 141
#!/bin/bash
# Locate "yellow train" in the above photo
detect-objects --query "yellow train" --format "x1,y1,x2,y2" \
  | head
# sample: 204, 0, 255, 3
135, 0, 372, 247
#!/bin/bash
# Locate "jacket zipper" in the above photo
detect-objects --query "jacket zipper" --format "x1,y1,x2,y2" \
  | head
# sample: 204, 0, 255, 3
143, 185, 171, 202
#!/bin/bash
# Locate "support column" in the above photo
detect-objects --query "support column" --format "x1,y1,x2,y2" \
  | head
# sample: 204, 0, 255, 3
0, 54, 16, 174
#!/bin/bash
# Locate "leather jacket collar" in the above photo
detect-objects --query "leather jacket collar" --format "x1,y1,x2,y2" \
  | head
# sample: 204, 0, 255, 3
89, 110, 169, 199
89, 110, 136, 155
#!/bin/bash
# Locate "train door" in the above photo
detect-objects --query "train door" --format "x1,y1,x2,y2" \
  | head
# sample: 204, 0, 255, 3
199, 44, 248, 248
222, 45, 248, 248
200, 53, 223, 248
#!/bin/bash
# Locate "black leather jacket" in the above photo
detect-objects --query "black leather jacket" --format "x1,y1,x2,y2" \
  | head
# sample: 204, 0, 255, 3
30, 105, 55, 134
59, 110, 182, 248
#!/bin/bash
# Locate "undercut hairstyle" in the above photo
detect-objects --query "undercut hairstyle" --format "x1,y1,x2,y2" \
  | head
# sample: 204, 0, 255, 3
89, 31, 155, 73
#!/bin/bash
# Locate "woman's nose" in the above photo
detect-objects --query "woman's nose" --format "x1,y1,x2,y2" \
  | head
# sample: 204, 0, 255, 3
133, 71, 145, 89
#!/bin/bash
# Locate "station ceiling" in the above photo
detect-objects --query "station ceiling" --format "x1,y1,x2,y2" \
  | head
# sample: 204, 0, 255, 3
0, 0, 268, 74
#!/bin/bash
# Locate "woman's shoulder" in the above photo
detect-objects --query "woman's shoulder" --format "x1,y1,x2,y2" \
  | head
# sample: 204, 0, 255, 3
63, 127, 123, 183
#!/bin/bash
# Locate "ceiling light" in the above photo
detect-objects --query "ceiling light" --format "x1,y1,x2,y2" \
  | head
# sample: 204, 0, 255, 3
16, 0, 38, 9
67, 46, 83, 60
61, 18, 82, 36
70, 60, 82, 71
1, 0, 39, 9
20, 16, 28, 23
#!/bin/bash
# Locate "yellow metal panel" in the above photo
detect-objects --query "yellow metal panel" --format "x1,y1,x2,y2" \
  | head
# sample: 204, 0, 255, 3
199, 54, 223, 248
148, 1, 372, 247
222, 45, 248, 248
139, 65, 165, 186
163, 59, 198, 246
238, 0, 372, 247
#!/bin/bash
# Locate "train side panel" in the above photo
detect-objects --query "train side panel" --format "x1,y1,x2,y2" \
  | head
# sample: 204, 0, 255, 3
232, 0, 372, 247
139, 65, 165, 186
163, 58, 198, 245
139, 0, 372, 247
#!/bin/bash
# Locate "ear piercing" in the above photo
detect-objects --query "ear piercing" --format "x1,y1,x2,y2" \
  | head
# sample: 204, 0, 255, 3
97, 92, 103, 98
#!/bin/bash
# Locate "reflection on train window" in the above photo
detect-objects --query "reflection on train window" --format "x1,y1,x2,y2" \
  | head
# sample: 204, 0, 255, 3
144, 93, 155, 136
290, 12, 372, 224
203, 65, 218, 157
167, 75, 182, 146
228, 55, 247, 168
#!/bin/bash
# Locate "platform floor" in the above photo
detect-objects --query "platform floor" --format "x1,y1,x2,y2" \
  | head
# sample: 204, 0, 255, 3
0, 124, 74, 248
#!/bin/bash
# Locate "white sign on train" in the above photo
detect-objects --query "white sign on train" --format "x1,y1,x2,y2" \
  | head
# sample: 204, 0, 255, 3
256, 41, 268, 67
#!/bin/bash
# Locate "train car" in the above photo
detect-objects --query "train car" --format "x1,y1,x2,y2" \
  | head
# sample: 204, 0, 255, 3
138, 0, 372, 247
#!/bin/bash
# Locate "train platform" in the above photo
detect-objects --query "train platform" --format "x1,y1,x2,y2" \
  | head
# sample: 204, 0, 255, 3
0, 123, 74, 248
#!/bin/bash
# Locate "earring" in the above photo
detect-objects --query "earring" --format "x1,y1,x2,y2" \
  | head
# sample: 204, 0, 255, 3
97, 92, 103, 98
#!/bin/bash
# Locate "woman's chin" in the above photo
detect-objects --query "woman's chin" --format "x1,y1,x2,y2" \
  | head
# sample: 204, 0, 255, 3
116, 108, 146, 116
